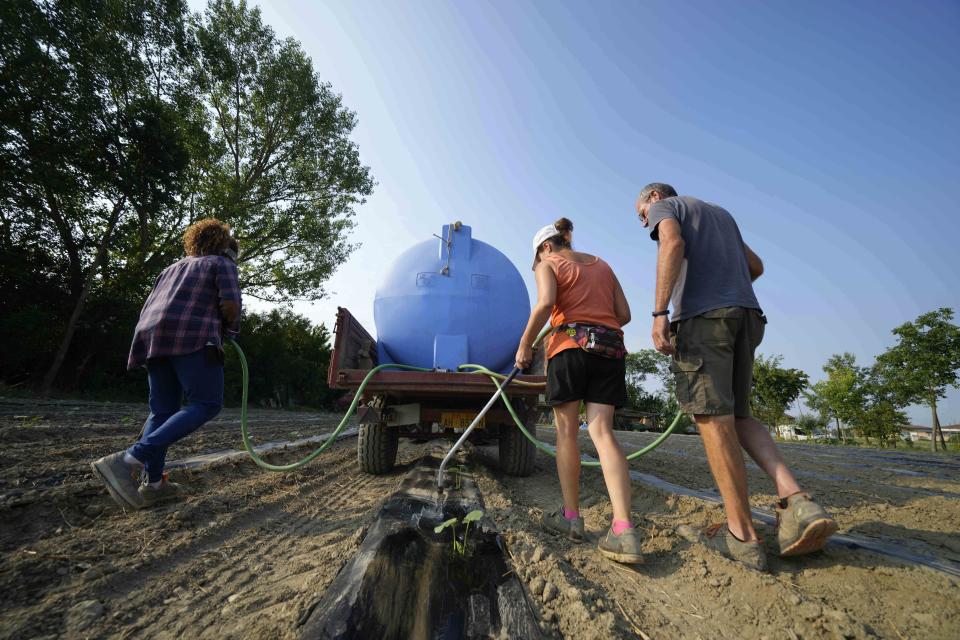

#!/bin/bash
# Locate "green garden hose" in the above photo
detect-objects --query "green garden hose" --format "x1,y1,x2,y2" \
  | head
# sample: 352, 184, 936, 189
228, 329, 683, 472
456, 363, 684, 467
231, 338, 432, 472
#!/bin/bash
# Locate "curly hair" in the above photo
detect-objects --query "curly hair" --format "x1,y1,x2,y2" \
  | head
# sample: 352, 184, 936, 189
183, 219, 232, 257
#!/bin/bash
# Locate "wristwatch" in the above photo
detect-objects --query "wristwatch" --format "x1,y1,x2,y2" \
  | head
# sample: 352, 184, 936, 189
651, 309, 670, 317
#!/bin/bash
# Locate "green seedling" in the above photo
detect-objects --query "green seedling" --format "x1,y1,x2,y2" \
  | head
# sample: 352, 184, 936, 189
434, 517, 461, 554
433, 509, 484, 556
452, 464, 467, 490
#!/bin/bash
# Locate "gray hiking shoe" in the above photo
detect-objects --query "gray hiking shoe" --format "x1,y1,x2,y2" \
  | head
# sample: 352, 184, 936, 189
542, 508, 585, 541
91, 451, 144, 510
680, 523, 768, 572
598, 526, 644, 564
138, 478, 182, 507
776, 493, 838, 557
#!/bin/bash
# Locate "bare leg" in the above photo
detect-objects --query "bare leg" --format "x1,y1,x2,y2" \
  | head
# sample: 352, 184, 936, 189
696, 414, 757, 541
586, 403, 632, 523
735, 417, 802, 499
553, 401, 581, 513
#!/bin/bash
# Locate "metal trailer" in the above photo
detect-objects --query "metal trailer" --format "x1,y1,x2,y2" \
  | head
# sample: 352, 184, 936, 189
329, 307, 546, 476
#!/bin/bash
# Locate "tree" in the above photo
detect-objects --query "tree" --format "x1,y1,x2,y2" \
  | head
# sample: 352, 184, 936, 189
751, 354, 809, 435
193, 0, 374, 301
624, 349, 692, 430
875, 308, 960, 452
1, 0, 199, 393
855, 365, 909, 446
794, 413, 826, 440
1, 0, 375, 394
806, 353, 866, 443
223, 308, 339, 408
624, 350, 663, 409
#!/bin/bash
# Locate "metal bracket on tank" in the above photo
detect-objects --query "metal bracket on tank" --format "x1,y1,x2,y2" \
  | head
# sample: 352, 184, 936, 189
433, 220, 462, 276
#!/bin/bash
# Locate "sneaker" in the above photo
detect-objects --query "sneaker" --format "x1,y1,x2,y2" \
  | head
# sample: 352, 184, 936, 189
542, 508, 585, 541
91, 451, 144, 510
680, 523, 768, 571
776, 493, 838, 557
598, 526, 644, 564
138, 478, 182, 507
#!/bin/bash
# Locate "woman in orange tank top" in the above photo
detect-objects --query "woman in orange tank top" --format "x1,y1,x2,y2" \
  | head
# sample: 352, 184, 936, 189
515, 218, 642, 564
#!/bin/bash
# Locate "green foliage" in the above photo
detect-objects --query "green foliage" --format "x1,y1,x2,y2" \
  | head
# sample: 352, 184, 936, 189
855, 398, 908, 447
193, 0, 374, 302
433, 510, 484, 557
875, 308, 960, 406
223, 308, 340, 409
875, 308, 960, 450
751, 354, 809, 432
805, 353, 865, 441
0, 0, 373, 393
624, 349, 692, 430
794, 413, 826, 439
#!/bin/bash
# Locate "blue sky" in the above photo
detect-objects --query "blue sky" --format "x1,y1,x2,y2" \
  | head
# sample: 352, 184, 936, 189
199, 0, 960, 424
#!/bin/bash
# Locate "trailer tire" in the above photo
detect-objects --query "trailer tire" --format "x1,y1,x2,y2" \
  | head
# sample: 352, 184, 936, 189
358, 423, 398, 475
499, 424, 536, 477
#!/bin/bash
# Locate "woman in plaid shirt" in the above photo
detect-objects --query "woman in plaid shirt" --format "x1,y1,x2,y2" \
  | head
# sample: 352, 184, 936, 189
91, 219, 242, 510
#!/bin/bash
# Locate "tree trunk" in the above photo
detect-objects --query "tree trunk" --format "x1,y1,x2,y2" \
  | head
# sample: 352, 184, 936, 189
835, 416, 844, 443
931, 400, 947, 451
39, 198, 126, 395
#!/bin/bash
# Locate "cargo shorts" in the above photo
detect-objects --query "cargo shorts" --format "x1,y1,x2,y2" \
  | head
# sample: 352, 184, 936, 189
670, 307, 766, 418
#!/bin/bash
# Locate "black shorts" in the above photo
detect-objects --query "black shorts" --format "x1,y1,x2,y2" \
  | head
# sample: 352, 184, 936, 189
545, 348, 628, 408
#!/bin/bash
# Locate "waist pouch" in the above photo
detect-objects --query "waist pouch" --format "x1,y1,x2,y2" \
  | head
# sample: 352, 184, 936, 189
562, 323, 627, 359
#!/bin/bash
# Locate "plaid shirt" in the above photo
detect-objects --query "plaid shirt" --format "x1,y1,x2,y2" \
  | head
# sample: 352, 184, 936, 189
127, 255, 242, 370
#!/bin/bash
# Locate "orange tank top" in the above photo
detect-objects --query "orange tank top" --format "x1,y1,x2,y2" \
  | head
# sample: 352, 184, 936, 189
542, 253, 622, 359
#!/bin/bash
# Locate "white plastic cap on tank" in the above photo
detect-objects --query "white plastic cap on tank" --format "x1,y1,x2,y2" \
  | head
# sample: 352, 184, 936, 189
531, 224, 560, 263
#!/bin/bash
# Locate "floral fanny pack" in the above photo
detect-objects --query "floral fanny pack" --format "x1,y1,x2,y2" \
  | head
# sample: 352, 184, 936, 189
561, 323, 627, 359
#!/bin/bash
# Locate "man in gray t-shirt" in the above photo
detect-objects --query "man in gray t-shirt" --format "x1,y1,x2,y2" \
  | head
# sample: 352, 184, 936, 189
645, 195, 760, 322
635, 182, 836, 571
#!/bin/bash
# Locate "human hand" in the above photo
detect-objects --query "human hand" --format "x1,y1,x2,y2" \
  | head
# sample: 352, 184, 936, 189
515, 344, 533, 371
652, 315, 674, 355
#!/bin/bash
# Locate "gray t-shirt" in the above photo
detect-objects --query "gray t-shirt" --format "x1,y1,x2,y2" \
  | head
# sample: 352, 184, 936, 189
647, 195, 760, 321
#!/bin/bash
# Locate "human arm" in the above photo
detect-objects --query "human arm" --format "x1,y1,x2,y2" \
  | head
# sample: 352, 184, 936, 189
743, 242, 763, 282
652, 218, 684, 355
216, 258, 242, 338
515, 261, 557, 370
612, 273, 631, 327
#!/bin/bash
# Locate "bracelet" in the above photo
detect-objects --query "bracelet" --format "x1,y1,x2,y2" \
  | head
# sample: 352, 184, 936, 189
651, 309, 670, 317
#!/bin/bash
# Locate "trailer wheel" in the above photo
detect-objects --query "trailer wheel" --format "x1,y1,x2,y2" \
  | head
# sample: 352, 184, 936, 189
499, 424, 536, 476
358, 422, 398, 475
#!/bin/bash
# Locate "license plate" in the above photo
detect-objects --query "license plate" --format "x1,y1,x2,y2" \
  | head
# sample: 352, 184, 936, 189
440, 412, 485, 429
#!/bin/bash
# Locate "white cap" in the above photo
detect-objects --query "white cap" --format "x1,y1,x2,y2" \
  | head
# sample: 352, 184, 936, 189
531, 224, 560, 259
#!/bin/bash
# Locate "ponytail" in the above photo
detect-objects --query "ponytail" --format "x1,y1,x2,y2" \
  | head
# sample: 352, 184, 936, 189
547, 217, 573, 248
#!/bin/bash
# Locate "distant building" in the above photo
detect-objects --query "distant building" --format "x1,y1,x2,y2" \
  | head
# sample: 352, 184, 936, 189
901, 424, 960, 441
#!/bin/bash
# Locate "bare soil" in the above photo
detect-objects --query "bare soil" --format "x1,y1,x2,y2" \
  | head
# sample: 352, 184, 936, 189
1, 397, 958, 639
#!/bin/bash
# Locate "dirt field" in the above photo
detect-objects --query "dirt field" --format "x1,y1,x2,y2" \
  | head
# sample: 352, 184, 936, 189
1, 397, 958, 639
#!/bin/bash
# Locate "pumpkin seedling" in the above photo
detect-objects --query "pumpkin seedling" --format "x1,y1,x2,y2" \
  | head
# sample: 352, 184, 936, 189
433, 509, 484, 556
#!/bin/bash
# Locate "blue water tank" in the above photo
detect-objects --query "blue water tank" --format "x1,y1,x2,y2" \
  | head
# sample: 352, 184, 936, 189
374, 223, 530, 373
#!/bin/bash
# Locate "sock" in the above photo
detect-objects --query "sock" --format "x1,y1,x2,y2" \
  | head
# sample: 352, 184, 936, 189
148, 479, 163, 489
612, 520, 633, 535
123, 452, 143, 467
563, 507, 580, 520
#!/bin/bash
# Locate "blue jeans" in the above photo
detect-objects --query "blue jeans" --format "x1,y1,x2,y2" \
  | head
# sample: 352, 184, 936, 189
128, 347, 223, 481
